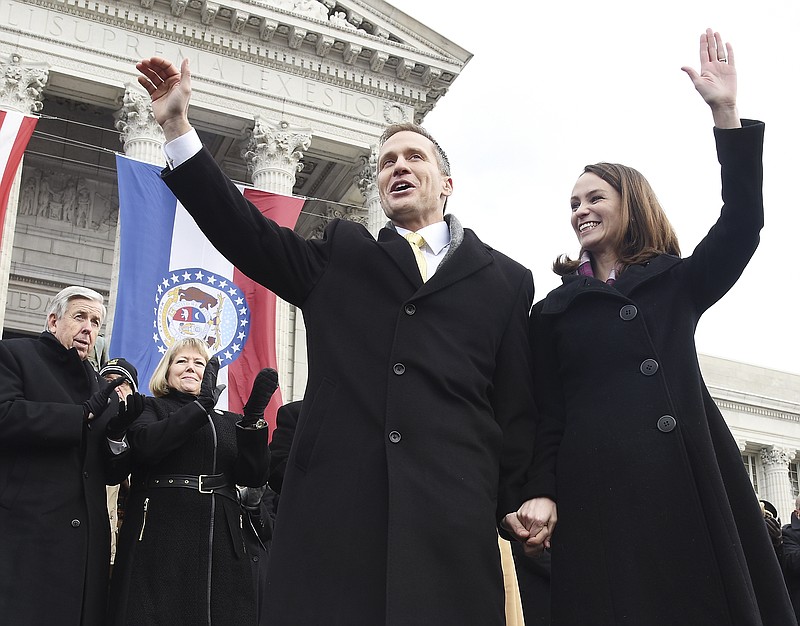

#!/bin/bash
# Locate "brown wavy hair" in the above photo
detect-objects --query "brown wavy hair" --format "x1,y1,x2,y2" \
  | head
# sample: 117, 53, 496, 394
553, 162, 681, 276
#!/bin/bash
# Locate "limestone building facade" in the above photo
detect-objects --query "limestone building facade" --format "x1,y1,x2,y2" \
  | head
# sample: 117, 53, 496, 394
0, 0, 472, 399
1, 0, 798, 521
700, 355, 800, 522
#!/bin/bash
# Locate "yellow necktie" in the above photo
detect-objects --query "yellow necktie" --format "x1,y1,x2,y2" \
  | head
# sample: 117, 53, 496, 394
404, 232, 428, 282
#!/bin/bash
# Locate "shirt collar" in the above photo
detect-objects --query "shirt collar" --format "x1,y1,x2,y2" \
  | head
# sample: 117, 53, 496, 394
577, 250, 620, 285
395, 220, 451, 255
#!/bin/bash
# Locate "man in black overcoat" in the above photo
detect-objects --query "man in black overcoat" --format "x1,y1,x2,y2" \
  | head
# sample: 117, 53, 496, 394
135, 58, 540, 625
268, 399, 302, 496
783, 497, 800, 622
0, 286, 135, 625
511, 541, 551, 625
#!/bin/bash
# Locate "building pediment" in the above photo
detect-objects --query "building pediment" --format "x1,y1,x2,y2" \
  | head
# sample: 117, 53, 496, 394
2, 0, 473, 219
145, 0, 471, 119
8, 0, 470, 124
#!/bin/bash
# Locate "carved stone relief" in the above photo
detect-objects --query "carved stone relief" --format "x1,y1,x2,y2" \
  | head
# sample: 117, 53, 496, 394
307, 202, 367, 239
18, 167, 118, 234
261, 0, 372, 31
291, 0, 330, 21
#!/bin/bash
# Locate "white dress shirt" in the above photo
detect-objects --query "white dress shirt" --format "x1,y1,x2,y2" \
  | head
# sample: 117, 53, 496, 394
164, 128, 203, 169
395, 221, 451, 278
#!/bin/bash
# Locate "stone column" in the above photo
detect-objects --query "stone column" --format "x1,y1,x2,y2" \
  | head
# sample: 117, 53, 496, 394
0, 53, 48, 333
115, 87, 166, 166
242, 118, 312, 400
355, 145, 382, 238
760, 446, 797, 522
105, 88, 166, 340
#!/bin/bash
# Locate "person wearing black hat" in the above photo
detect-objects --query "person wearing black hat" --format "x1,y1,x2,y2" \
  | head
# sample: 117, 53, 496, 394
759, 499, 783, 557
100, 358, 139, 399
100, 357, 142, 572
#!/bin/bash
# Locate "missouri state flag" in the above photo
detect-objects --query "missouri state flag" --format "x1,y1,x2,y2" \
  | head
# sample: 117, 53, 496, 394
111, 154, 305, 431
0, 110, 37, 246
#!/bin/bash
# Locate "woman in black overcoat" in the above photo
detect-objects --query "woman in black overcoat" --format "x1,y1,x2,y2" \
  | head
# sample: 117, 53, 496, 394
518, 30, 797, 625
108, 338, 275, 625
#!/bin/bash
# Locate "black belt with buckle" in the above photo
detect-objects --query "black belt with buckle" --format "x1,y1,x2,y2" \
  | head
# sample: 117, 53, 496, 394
137, 473, 239, 503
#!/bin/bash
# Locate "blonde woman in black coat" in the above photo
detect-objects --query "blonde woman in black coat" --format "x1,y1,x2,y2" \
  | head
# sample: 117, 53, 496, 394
517, 29, 797, 625
108, 338, 276, 625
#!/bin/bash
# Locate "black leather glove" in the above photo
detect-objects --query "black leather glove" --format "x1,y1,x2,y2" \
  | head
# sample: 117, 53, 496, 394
238, 485, 266, 512
194, 356, 225, 412
240, 368, 279, 427
765, 514, 782, 549
107, 393, 146, 440
83, 377, 125, 421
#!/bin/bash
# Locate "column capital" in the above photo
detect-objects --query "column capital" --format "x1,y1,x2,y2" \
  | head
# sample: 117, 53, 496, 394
355, 145, 379, 200
0, 53, 49, 114
760, 446, 796, 467
114, 87, 165, 165
759, 446, 798, 522
355, 144, 383, 237
242, 117, 312, 194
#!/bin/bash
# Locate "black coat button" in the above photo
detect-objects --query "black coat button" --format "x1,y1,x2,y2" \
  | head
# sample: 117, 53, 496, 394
83, 472, 89, 479
619, 305, 638, 320
657, 415, 677, 433
640, 359, 659, 376
404, 304, 416, 315
393, 363, 405, 375
388, 431, 402, 443
71, 519, 81, 528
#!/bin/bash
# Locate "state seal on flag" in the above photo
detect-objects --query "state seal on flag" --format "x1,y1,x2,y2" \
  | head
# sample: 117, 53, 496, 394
152, 268, 251, 364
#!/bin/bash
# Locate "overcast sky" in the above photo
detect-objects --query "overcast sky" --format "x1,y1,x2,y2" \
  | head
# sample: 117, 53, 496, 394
387, 0, 800, 376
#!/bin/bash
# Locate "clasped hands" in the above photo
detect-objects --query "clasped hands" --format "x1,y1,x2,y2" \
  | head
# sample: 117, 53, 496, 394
502, 496, 557, 558
83, 377, 146, 441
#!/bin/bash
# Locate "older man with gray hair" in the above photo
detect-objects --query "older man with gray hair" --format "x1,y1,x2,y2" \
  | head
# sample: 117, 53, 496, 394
0, 286, 142, 625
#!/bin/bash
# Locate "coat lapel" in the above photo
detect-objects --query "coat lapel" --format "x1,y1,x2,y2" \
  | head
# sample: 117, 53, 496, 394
540, 275, 617, 314
422, 230, 492, 296
540, 254, 684, 314
613, 254, 681, 296
377, 227, 425, 288
376, 217, 493, 293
